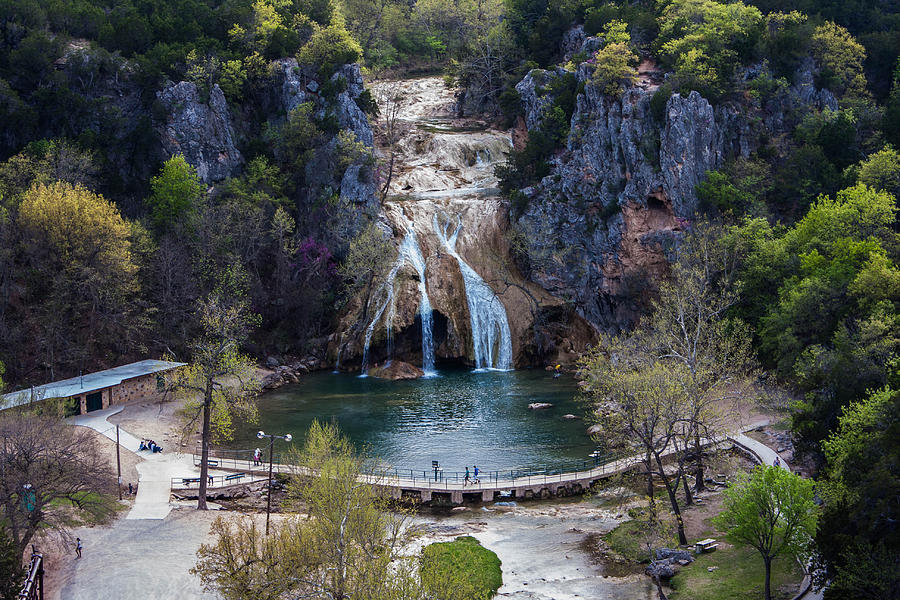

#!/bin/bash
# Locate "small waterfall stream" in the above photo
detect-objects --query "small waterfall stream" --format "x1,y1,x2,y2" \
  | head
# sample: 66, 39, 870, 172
360, 220, 436, 375
433, 213, 512, 371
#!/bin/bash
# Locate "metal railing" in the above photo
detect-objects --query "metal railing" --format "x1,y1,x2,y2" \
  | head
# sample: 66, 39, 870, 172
171, 472, 268, 489
17, 548, 43, 600
189, 445, 640, 490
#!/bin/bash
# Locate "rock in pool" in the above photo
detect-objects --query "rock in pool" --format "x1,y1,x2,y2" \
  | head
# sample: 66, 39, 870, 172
367, 361, 424, 380
528, 402, 554, 410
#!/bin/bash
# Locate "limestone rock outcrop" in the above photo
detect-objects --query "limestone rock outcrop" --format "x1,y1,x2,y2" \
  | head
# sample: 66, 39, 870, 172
514, 46, 837, 332
156, 82, 243, 183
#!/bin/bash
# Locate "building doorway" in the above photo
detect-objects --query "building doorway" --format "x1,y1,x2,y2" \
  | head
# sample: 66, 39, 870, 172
86, 392, 103, 412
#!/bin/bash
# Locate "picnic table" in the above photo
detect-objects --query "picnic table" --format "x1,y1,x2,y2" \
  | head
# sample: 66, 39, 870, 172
695, 538, 718, 553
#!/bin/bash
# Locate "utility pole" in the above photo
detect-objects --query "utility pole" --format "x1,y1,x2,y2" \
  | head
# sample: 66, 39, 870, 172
257, 430, 292, 535
116, 425, 122, 501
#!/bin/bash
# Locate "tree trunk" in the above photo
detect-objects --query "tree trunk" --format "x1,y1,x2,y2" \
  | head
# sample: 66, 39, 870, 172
764, 556, 772, 600
694, 433, 705, 492
654, 451, 687, 545
681, 468, 694, 505
645, 458, 655, 504
654, 572, 669, 600
197, 381, 213, 510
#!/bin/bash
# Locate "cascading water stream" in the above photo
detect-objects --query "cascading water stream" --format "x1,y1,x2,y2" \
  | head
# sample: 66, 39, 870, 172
360, 220, 436, 375
433, 213, 512, 371
399, 230, 436, 375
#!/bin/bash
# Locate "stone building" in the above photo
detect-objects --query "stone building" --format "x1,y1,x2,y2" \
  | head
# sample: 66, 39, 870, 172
0, 359, 186, 415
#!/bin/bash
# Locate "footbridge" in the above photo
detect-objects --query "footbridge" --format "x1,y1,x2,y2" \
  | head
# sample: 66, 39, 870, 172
187, 421, 767, 505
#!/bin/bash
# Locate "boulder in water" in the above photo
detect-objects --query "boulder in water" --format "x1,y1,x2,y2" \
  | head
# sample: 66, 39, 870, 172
368, 361, 424, 380
529, 402, 554, 410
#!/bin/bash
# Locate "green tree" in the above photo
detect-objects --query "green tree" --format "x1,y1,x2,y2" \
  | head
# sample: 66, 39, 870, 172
581, 223, 756, 545
592, 36, 638, 96
296, 23, 362, 78
735, 185, 900, 446
17, 181, 146, 379
713, 466, 819, 600
657, 0, 763, 98
339, 222, 395, 316
147, 155, 205, 230
854, 146, 900, 198
810, 21, 869, 100
170, 265, 260, 510
271, 102, 324, 173
816, 387, 900, 599
192, 421, 422, 599
222, 156, 289, 208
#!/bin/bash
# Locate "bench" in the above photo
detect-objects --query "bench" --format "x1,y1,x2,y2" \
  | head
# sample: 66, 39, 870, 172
695, 538, 719, 553
206, 460, 219, 467
224, 473, 245, 482
181, 477, 201, 486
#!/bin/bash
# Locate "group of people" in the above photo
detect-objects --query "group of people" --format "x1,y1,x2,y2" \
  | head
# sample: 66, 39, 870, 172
253, 447, 263, 466
463, 465, 480, 485
138, 439, 163, 453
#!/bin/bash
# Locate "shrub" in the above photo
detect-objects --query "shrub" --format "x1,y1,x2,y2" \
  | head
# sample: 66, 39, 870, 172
420, 536, 502, 600
297, 24, 362, 79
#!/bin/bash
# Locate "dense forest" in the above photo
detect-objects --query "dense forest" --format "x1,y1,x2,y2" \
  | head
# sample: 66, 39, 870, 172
1, 0, 899, 596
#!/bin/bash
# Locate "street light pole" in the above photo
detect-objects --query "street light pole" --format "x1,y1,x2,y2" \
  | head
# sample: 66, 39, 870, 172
257, 430, 292, 535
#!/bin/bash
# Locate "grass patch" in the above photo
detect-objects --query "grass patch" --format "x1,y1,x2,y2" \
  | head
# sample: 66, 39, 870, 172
669, 543, 803, 600
420, 536, 502, 600
603, 517, 678, 563
49, 491, 124, 526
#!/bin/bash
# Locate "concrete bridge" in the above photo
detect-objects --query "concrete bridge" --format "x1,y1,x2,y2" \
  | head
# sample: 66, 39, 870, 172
189, 421, 767, 505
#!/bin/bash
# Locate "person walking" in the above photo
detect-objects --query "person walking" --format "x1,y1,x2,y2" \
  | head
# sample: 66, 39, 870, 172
75, 538, 82, 558
464, 466, 470, 486
473, 465, 479, 483
254, 447, 262, 467
774, 456, 781, 468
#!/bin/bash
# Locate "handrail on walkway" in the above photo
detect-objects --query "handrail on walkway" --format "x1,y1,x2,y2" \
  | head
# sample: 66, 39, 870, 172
171, 473, 266, 490
188, 424, 764, 493
192, 444, 631, 486
17, 548, 43, 600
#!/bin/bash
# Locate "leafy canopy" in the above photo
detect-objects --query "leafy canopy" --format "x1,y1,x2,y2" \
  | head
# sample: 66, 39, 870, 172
713, 465, 818, 600
147, 154, 205, 230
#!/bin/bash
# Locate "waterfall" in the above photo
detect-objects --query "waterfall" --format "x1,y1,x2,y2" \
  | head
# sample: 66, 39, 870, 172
360, 221, 436, 375
334, 332, 346, 372
433, 213, 512, 371
399, 230, 436, 375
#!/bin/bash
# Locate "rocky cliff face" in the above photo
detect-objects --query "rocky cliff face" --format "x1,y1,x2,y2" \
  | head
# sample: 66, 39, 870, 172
155, 60, 377, 210
156, 82, 243, 183
513, 46, 837, 333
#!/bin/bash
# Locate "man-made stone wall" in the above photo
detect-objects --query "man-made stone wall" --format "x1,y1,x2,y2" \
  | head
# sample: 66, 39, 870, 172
110, 373, 170, 406
70, 369, 179, 414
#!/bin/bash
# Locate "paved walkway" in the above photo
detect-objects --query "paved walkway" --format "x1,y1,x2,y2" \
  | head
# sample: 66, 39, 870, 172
196, 421, 772, 500
69, 408, 237, 520
731, 432, 788, 470
70, 406, 142, 452
61, 510, 218, 600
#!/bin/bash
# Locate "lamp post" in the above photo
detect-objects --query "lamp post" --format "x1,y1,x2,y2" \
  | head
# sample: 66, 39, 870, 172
257, 430, 292, 535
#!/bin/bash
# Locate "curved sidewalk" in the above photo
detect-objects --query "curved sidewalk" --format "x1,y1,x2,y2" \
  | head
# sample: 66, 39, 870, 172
70, 407, 206, 520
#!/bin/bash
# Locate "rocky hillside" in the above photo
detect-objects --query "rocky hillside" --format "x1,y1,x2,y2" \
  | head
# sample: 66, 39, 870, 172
510, 35, 837, 340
